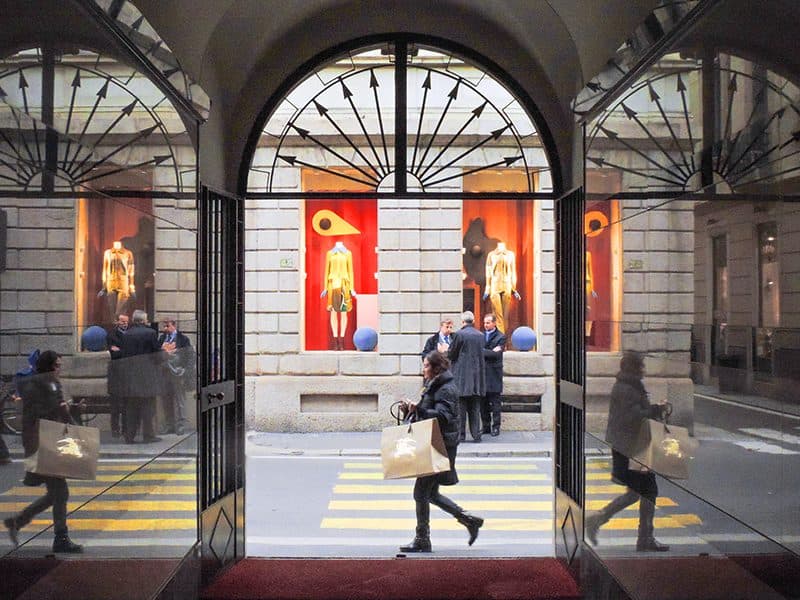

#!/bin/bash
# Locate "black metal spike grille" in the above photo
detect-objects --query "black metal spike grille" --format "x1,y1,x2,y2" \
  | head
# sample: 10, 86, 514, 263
0, 49, 183, 192
259, 48, 546, 193
587, 64, 800, 194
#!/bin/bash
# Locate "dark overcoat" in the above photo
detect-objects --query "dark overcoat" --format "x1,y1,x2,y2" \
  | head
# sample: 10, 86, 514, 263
118, 324, 162, 397
448, 324, 485, 397
106, 326, 126, 396
483, 328, 506, 394
605, 372, 663, 458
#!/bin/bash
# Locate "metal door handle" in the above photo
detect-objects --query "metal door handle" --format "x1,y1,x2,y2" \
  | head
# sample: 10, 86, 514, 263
207, 392, 225, 401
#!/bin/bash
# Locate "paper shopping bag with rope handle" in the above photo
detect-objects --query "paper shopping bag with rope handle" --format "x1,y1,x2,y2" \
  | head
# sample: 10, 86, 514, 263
24, 419, 100, 480
630, 418, 699, 480
380, 417, 451, 480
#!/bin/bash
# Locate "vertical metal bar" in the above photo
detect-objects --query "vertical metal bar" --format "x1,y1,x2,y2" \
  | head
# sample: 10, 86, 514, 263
395, 40, 407, 194
41, 46, 57, 193
701, 49, 718, 190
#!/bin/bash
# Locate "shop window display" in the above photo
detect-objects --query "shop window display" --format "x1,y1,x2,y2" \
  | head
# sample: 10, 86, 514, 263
302, 170, 377, 351
77, 198, 155, 331
584, 201, 618, 351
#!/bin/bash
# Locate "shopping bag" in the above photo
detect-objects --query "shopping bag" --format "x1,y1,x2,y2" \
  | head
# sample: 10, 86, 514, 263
630, 419, 699, 480
381, 418, 451, 480
24, 419, 100, 480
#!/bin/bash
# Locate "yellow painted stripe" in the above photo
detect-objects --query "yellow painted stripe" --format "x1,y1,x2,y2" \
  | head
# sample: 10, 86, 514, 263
97, 463, 193, 472
586, 485, 630, 494
30, 518, 196, 531
321, 517, 553, 531
339, 472, 547, 481
95, 473, 195, 482
321, 514, 700, 532
333, 484, 553, 495
343, 463, 541, 471
328, 500, 552, 511
6, 486, 195, 496
0, 500, 196, 512
586, 498, 677, 509
601, 514, 702, 529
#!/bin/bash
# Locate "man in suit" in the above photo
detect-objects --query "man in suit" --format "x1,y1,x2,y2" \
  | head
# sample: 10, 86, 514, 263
481, 313, 506, 436
448, 311, 486, 442
120, 310, 162, 443
420, 318, 454, 358
158, 318, 193, 436
106, 313, 129, 438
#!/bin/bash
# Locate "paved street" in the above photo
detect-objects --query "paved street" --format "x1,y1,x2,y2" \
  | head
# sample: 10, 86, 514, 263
1, 388, 798, 560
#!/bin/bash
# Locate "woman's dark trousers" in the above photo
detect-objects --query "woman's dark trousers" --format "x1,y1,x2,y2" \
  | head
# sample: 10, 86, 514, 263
10, 475, 69, 536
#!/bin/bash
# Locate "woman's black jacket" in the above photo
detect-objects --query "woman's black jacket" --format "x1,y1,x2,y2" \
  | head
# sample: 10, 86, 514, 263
414, 370, 460, 448
20, 372, 68, 458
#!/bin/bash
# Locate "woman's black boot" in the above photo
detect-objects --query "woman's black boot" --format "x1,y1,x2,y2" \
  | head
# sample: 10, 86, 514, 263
457, 513, 484, 546
400, 501, 432, 553
53, 534, 83, 553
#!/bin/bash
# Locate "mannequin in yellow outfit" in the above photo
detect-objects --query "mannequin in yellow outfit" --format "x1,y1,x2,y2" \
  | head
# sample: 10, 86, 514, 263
585, 251, 598, 337
483, 242, 520, 334
100, 241, 135, 321
320, 241, 357, 350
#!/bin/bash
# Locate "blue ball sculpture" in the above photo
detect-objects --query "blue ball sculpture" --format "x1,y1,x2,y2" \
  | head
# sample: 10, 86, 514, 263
81, 325, 108, 352
353, 327, 378, 351
511, 326, 537, 352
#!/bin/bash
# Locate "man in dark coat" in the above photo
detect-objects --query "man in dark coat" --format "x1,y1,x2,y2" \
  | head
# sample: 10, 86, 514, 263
420, 318, 454, 358
448, 310, 486, 442
119, 310, 162, 443
157, 318, 193, 435
481, 313, 506, 436
106, 313, 129, 438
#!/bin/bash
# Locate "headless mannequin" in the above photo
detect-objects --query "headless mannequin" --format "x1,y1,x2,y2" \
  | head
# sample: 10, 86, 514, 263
100, 241, 135, 322
483, 241, 520, 334
585, 251, 598, 337
320, 241, 357, 350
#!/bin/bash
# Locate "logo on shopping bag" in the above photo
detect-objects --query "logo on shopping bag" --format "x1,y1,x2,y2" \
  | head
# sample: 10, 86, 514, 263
393, 437, 417, 461
660, 436, 684, 459
56, 437, 85, 458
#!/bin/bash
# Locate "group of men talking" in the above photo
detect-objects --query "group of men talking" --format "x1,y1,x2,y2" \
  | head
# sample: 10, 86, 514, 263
421, 311, 505, 441
107, 310, 193, 444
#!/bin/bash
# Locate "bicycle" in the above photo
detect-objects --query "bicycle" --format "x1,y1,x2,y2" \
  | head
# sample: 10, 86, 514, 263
0, 375, 22, 435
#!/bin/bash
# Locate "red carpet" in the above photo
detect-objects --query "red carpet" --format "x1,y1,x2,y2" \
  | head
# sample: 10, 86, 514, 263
201, 558, 582, 600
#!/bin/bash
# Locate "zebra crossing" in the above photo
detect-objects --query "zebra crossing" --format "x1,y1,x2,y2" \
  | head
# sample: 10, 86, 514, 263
0, 457, 197, 553
315, 457, 703, 555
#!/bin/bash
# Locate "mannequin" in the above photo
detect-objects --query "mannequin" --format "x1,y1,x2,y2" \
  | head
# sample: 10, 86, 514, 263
585, 251, 598, 337
320, 241, 356, 350
483, 241, 520, 334
99, 241, 135, 321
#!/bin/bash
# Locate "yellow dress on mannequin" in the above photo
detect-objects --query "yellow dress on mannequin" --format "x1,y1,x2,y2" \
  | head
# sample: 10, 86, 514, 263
321, 241, 356, 350
484, 242, 518, 334
101, 241, 135, 319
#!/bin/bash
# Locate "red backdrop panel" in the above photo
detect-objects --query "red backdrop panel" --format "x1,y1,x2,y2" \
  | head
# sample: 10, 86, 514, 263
585, 200, 613, 351
305, 199, 377, 350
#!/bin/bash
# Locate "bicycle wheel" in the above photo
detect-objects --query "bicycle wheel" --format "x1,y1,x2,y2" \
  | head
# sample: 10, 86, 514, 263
1, 393, 23, 435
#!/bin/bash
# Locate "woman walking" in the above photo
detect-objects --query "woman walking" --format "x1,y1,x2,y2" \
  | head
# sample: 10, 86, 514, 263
585, 351, 670, 552
3, 350, 82, 553
398, 350, 484, 552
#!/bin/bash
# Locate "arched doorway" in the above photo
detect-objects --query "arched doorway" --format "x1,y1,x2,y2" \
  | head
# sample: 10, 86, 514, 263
238, 36, 563, 559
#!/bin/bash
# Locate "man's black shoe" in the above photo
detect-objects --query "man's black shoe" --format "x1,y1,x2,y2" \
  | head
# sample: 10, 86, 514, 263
636, 537, 670, 552
490, 429, 500, 437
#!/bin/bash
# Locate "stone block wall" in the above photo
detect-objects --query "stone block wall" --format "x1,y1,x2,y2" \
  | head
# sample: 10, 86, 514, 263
243, 191, 556, 432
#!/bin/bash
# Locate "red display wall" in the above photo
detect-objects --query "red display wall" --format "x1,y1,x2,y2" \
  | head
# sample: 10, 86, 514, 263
304, 199, 377, 350
585, 201, 613, 351
462, 199, 534, 337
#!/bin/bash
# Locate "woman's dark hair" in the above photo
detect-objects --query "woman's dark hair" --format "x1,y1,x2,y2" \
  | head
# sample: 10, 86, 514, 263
619, 351, 644, 375
35, 350, 61, 374
423, 350, 450, 377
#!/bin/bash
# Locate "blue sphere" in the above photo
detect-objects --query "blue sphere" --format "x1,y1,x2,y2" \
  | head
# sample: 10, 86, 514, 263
353, 327, 378, 351
81, 325, 108, 352
511, 326, 537, 352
